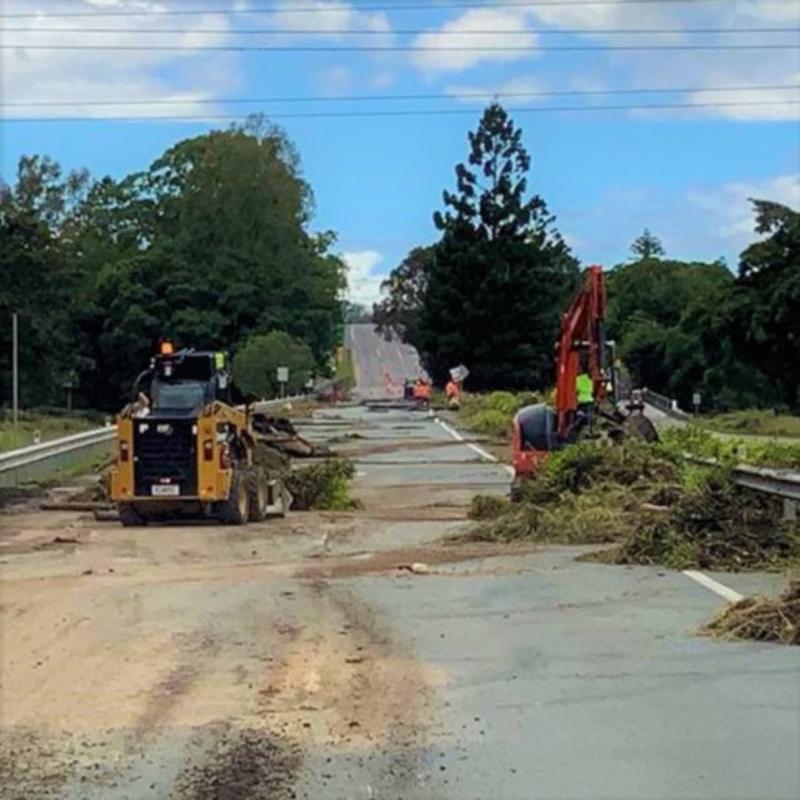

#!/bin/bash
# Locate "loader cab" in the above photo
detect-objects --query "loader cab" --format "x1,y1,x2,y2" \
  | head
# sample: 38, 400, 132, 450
134, 348, 232, 415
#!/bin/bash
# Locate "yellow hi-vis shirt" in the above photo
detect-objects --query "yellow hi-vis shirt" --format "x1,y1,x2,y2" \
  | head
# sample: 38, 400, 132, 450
576, 373, 594, 405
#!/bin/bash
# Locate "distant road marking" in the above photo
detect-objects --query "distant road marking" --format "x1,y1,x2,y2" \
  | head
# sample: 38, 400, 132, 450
682, 570, 744, 603
435, 418, 515, 476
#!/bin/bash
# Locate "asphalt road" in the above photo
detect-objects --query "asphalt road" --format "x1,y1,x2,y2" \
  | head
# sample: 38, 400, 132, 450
1, 329, 798, 799
345, 322, 427, 399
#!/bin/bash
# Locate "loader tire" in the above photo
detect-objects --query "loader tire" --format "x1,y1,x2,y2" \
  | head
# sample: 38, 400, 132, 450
247, 468, 270, 522
118, 504, 146, 527
218, 469, 250, 525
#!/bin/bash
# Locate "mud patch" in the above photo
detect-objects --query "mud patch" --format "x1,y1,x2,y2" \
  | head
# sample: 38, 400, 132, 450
173, 723, 301, 800
294, 541, 536, 579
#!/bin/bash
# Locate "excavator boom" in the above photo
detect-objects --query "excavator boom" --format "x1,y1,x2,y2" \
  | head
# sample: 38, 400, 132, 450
554, 264, 608, 438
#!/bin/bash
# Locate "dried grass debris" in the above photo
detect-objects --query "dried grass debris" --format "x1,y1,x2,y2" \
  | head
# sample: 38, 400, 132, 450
702, 581, 800, 645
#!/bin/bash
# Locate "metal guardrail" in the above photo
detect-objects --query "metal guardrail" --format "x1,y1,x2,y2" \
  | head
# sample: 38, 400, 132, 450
731, 464, 800, 503
731, 464, 799, 521
0, 426, 117, 488
686, 453, 800, 521
643, 388, 692, 421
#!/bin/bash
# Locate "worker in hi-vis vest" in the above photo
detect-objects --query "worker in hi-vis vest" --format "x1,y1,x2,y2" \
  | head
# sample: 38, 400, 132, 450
576, 372, 594, 408
575, 369, 595, 434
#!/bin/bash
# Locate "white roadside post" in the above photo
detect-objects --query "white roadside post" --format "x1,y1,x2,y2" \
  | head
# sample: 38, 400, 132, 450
277, 366, 289, 399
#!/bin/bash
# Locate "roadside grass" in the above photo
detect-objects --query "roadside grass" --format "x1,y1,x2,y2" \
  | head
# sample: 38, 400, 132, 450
661, 426, 800, 470
0, 413, 97, 453
0, 451, 112, 509
457, 390, 543, 440
701, 410, 800, 439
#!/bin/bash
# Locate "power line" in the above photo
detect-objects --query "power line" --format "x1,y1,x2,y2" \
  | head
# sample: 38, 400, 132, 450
4, 43, 797, 52
4, 26, 798, 36
4, 26, 799, 38
1, 100, 797, 123
3, 84, 797, 109
0, 1, 765, 19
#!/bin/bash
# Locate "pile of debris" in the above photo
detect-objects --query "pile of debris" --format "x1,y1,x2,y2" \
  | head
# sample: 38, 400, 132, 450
286, 459, 361, 512
702, 581, 800, 646
465, 440, 800, 571
252, 443, 359, 512
611, 469, 799, 570
250, 409, 330, 458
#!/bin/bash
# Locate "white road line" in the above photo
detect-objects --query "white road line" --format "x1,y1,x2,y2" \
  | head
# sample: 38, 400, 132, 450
682, 570, 744, 603
435, 418, 515, 476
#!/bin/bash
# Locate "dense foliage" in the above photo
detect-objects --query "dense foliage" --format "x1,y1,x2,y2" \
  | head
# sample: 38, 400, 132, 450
608, 200, 799, 411
375, 103, 579, 389
0, 119, 346, 411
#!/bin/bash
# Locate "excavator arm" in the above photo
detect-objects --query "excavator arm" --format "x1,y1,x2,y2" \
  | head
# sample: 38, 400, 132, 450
554, 265, 608, 438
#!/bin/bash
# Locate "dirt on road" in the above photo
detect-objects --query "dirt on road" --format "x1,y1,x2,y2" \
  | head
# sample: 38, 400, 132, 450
0, 428, 513, 799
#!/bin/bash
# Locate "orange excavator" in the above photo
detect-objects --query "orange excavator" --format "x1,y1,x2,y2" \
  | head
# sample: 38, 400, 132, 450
511, 265, 656, 489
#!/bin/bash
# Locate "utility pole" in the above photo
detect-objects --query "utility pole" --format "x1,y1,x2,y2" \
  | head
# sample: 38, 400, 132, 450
12, 312, 19, 428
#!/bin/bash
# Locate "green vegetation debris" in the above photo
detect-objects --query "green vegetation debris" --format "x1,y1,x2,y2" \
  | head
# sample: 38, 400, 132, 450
701, 581, 800, 646
468, 494, 512, 521
463, 439, 800, 572
610, 469, 799, 571
285, 459, 361, 512
253, 443, 359, 511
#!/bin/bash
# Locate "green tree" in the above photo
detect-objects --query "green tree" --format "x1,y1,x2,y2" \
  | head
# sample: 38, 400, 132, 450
607, 258, 777, 409
70, 119, 345, 408
234, 331, 314, 397
734, 200, 800, 409
372, 245, 433, 348
418, 103, 578, 388
0, 157, 90, 408
630, 229, 665, 260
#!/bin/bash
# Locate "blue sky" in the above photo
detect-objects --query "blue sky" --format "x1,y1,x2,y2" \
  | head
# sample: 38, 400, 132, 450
1, 0, 798, 305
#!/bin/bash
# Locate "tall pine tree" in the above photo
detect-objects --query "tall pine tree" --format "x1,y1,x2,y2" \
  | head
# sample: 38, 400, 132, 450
419, 103, 578, 389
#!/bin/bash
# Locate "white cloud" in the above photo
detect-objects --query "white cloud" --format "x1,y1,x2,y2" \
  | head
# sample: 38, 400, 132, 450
270, 1, 391, 39
342, 250, 386, 306
688, 174, 800, 249
410, 8, 537, 74
688, 78, 800, 121
428, 0, 799, 120
0, 0, 239, 118
546, 0, 800, 122
742, 0, 800, 24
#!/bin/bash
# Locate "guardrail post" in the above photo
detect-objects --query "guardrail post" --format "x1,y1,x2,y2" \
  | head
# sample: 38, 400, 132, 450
784, 498, 797, 523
